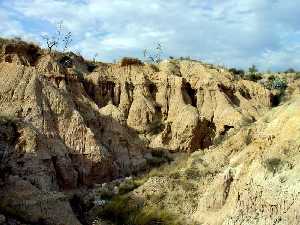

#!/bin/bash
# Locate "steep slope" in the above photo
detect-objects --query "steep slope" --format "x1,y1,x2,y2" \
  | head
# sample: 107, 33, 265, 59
125, 93, 300, 225
0, 39, 273, 224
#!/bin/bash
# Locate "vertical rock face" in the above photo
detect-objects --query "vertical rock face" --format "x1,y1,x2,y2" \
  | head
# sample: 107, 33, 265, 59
0, 40, 272, 224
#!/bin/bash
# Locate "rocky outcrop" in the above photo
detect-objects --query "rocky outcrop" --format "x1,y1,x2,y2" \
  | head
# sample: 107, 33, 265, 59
83, 59, 271, 152
129, 94, 300, 225
0, 177, 81, 225
0, 39, 273, 224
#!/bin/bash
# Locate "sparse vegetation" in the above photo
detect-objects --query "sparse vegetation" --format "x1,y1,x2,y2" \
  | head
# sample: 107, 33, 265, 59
264, 157, 294, 175
118, 179, 142, 195
262, 75, 288, 106
179, 56, 191, 60
62, 31, 72, 52
96, 195, 178, 225
264, 158, 282, 175
58, 55, 73, 68
119, 57, 143, 67
229, 68, 245, 79
73, 68, 85, 82
92, 53, 99, 63
248, 64, 258, 75
148, 120, 165, 135
184, 166, 203, 180
135, 154, 188, 184
143, 42, 163, 63
285, 68, 295, 73
247, 73, 263, 82
245, 64, 263, 82
146, 150, 172, 167
41, 21, 72, 53
268, 77, 288, 90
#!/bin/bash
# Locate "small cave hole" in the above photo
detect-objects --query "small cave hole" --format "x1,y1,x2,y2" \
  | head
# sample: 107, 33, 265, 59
58, 56, 73, 68
4, 55, 12, 63
184, 82, 197, 107
270, 93, 282, 107
155, 105, 162, 114
149, 83, 158, 99
220, 125, 234, 136
87, 63, 97, 72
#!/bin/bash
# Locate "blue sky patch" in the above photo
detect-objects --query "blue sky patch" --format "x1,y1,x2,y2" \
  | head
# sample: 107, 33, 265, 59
0, 0, 299, 71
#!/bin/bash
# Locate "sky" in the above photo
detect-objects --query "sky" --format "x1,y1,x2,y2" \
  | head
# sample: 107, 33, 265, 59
0, 0, 300, 71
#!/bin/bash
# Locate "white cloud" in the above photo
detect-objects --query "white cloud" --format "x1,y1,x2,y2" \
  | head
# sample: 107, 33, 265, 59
1, 0, 300, 70
259, 44, 300, 71
0, 8, 24, 37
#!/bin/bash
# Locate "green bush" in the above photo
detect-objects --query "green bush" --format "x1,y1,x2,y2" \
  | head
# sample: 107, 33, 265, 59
98, 195, 178, 225
179, 179, 197, 192
118, 180, 141, 195
268, 77, 288, 106
245, 65, 263, 82
73, 68, 84, 81
184, 167, 203, 180
97, 195, 131, 222
146, 150, 172, 167
146, 156, 168, 167
132, 207, 177, 225
248, 64, 258, 74
246, 73, 263, 82
168, 171, 181, 179
264, 77, 288, 106
97, 188, 114, 200
272, 77, 287, 90
267, 74, 275, 81
229, 68, 245, 78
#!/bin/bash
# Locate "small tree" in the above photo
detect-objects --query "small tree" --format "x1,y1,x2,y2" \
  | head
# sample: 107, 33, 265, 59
92, 53, 99, 63
143, 42, 163, 63
248, 64, 258, 75
41, 21, 72, 53
246, 64, 262, 82
41, 34, 58, 54
62, 31, 72, 52
229, 68, 245, 79
285, 68, 295, 73
155, 42, 163, 62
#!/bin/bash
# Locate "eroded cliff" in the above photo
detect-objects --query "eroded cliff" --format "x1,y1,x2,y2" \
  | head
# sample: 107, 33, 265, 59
0, 38, 275, 224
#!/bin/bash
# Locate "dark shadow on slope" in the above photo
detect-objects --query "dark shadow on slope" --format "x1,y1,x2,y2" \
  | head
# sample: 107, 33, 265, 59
83, 79, 122, 108
218, 84, 240, 106
182, 81, 197, 107
2, 41, 41, 66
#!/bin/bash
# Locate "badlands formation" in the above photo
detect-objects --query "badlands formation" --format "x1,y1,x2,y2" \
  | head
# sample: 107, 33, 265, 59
0, 38, 299, 225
